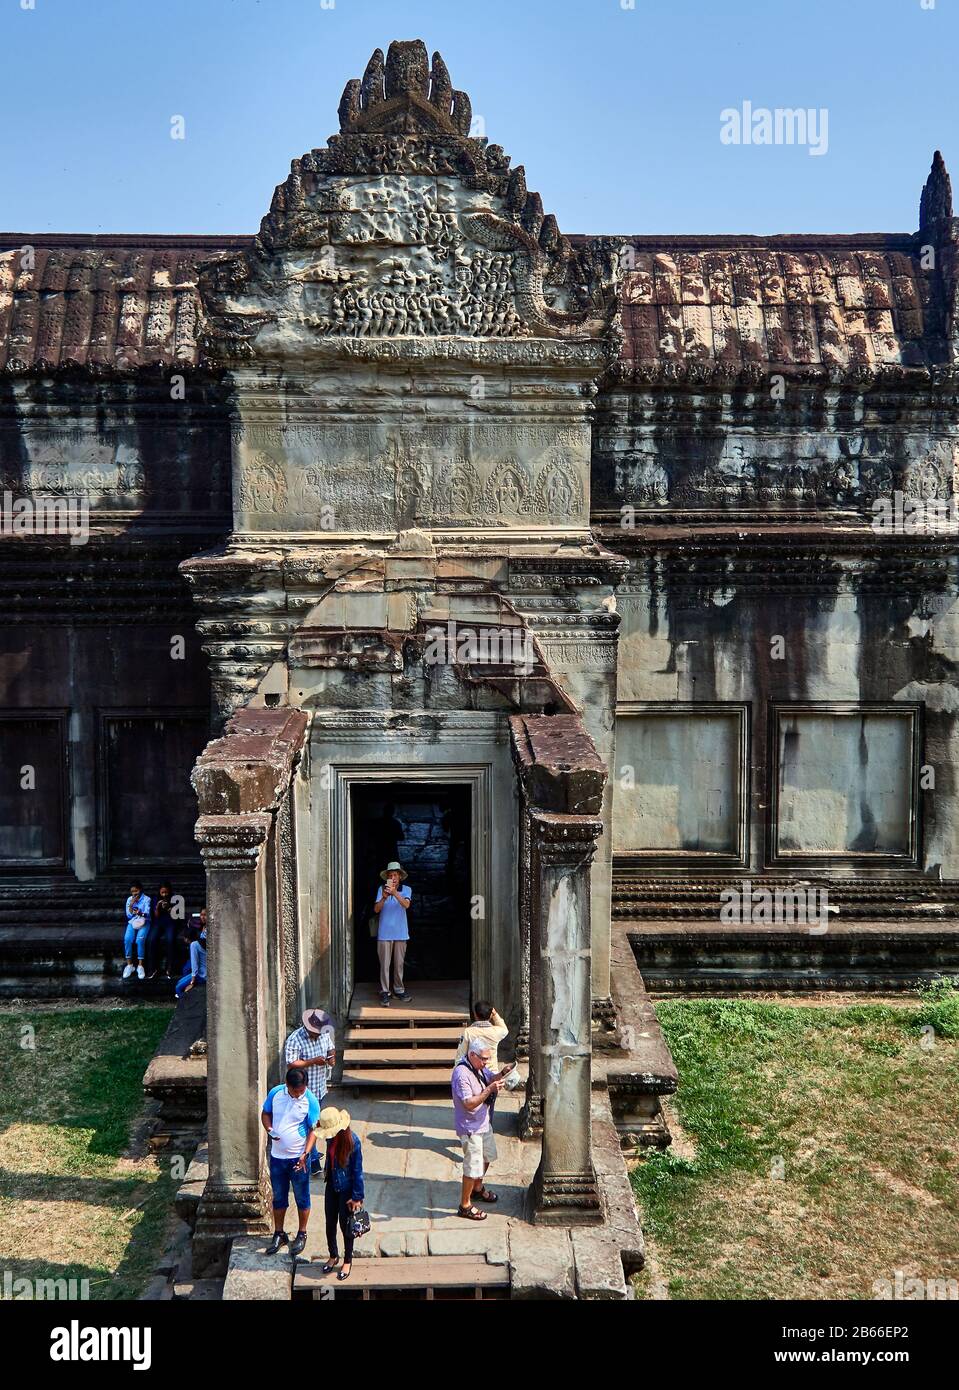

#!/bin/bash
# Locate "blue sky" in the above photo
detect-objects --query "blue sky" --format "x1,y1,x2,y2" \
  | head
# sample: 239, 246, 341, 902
1, 0, 955, 237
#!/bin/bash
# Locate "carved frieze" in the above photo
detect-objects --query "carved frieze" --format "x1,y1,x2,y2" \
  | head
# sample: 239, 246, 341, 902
598, 430, 959, 515
232, 422, 590, 530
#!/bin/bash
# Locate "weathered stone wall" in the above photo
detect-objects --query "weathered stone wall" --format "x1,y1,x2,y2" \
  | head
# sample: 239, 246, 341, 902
598, 380, 959, 880
0, 383, 230, 884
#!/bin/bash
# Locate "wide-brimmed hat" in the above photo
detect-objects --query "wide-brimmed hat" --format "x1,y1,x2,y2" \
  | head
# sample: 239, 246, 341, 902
379, 860, 408, 882
302, 1007, 332, 1034
316, 1106, 351, 1140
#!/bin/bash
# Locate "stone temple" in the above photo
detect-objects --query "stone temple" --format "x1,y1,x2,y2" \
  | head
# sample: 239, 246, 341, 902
2, 40, 958, 1292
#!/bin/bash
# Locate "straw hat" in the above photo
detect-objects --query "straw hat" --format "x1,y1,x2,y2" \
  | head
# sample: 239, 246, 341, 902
301, 1007, 332, 1034
379, 860, 408, 882
316, 1106, 351, 1140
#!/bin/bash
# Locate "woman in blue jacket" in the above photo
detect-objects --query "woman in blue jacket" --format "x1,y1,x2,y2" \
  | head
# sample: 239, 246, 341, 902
175, 919, 207, 999
317, 1107, 364, 1281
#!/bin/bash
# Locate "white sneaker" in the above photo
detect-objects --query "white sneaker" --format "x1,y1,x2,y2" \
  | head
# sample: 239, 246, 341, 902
122, 964, 135, 979
136, 964, 146, 980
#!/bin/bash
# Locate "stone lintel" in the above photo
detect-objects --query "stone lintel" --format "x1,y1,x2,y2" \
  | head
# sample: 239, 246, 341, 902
192, 708, 308, 817
510, 713, 606, 816
288, 627, 405, 671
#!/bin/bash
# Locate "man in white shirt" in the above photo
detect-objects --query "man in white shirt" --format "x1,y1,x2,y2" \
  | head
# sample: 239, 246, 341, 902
261, 1067, 320, 1257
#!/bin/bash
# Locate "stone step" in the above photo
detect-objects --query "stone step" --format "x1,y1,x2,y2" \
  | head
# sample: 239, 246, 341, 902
341, 1066, 452, 1089
628, 919, 959, 992
347, 980, 470, 1026
342, 1048, 454, 1066
344, 1025, 463, 1044
295, 1254, 508, 1297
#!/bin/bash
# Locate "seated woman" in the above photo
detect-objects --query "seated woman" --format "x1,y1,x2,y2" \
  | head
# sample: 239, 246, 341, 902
175, 916, 208, 1000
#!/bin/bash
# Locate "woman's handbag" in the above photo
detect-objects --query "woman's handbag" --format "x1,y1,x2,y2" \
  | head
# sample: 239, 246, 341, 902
349, 1206, 371, 1239
368, 914, 378, 939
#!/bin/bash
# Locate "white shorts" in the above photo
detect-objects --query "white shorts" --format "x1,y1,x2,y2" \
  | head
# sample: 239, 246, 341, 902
459, 1129, 497, 1178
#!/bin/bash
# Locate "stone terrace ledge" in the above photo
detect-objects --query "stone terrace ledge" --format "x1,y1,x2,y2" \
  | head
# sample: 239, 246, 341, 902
594, 923, 679, 1151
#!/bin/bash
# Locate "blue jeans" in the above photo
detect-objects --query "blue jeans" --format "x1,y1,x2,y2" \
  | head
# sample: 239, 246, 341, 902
269, 1154, 312, 1212
148, 918, 176, 974
123, 922, 149, 960
174, 973, 193, 999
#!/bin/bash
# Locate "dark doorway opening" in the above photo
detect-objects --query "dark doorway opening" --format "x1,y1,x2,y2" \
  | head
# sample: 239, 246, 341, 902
351, 783, 471, 985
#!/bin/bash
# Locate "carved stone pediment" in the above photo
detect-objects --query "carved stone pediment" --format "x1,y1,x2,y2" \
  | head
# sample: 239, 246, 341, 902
198, 41, 618, 360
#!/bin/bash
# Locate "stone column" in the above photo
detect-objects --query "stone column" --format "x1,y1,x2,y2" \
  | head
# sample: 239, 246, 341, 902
192, 811, 274, 1275
529, 809, 604, 1225
517, 798, 542, 1137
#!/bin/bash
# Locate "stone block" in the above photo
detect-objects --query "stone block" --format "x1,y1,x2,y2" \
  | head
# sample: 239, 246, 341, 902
139, 1275, 173, 1302
508, 1227, 576, 1299
222, 1236, 294, 1301
571, 1230, 629, 1300
428, 1228, 508, 1261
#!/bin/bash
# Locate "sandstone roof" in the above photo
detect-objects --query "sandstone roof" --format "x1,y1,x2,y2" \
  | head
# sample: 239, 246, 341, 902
0, 235, 247, 373
0, 176, 952, 381
612, 235, 949, 380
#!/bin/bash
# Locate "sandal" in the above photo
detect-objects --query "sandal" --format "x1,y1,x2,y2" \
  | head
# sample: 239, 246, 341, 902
474, 1187, 498, 1203
457, 1204, 487, 1221
321, 1257, 341, 1274
337, 1262, 352, 1281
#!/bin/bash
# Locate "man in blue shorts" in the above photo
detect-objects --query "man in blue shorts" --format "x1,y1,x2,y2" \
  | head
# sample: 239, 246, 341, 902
261, 1066, 320, 1257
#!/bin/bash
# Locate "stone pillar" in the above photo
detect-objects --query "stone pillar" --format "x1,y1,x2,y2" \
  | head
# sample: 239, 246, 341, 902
529, 809, 604, 1224
517, 798, 542, 1137
192, 812, 274, 1275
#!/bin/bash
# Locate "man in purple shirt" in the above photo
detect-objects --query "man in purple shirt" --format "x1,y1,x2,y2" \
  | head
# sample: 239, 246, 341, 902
451, 1039, 514, 1221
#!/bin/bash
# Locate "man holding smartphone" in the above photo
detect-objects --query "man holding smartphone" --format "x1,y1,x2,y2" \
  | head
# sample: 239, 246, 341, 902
373, 860, 412, 1006
261, 1066, 320, 1258
451, 1040, 515, 1220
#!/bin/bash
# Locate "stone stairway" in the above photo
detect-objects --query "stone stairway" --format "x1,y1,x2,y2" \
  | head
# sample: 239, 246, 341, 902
613, 869, 959, 990
341, 980, 469, 1093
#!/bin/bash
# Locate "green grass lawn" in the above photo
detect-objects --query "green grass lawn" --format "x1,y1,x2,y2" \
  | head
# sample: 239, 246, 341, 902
0, 1005, 175, 1300
632, 989, 959, 1300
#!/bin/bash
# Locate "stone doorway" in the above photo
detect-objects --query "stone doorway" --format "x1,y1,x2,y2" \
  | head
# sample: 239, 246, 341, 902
351, 783, 472, 985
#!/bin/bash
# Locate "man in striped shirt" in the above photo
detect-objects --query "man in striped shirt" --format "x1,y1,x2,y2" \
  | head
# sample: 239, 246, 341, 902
284, 1008, 335, 1178
284, 1007, 335, 1175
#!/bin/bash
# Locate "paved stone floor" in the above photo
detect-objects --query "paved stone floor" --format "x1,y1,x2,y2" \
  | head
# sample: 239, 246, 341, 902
301, 1087, 538, 1262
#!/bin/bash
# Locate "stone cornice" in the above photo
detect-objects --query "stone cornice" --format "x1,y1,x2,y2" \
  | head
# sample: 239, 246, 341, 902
219, 336, 608, 375
194, 813, 272, 871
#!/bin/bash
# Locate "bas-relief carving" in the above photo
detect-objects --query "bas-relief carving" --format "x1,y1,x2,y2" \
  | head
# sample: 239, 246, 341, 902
537, 640, 617, 671
0, 435, 226, 506
601, 434, 959, 511
234, 425, 589, 529
225, 176, 532, 346
305, 177, 528, 341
